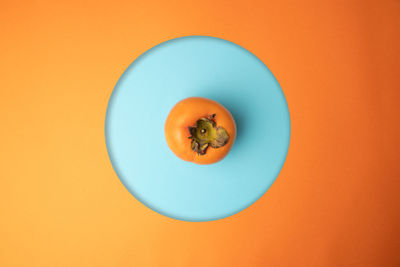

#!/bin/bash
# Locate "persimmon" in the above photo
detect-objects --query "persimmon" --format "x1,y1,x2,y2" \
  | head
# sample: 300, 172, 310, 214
164, 97, 236, 164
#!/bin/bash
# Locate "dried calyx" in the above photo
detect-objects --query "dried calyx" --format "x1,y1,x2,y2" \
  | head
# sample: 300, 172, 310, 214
188, 114, 229, 155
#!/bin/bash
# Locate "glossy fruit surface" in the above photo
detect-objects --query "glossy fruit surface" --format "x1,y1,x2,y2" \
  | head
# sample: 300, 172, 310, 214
165, 97, 236, 164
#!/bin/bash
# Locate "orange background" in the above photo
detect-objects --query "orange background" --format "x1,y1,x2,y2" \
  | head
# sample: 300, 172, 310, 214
1, 0, 399, 266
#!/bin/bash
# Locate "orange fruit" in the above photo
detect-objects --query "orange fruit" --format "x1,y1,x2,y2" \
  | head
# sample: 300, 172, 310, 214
164, 97, 236, 164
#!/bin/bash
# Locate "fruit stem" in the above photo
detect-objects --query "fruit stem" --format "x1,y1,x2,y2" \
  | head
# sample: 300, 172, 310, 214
188, 114, 229, 155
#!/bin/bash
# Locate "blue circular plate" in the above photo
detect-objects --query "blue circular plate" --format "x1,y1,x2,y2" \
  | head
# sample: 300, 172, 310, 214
105, 36, 290, 221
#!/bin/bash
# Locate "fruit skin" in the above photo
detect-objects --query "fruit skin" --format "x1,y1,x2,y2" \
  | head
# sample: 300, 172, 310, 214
164, 97, 236, 165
